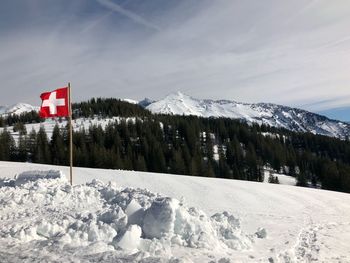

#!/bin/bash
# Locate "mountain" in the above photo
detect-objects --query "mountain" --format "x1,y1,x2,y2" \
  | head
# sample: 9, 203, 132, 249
2, 96, 350, 139
2, 97, 350, 193
138, 98, 155, 108
0, 103, 39, 117
145, 92, 350, 139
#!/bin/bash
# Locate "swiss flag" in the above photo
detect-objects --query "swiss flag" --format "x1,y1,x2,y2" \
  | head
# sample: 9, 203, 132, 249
39, 87, 70, 118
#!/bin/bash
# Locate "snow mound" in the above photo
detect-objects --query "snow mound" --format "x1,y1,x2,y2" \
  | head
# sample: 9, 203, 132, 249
0, 170, 66, 187
0, 171, 262, 262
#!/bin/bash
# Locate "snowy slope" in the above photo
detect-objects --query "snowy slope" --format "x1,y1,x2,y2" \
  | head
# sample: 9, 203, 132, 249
0, 103, 39, 117
146, 92, 350, 139
1, 161, 350, 262
121, 98, 139, 104
2, 96, 350, 139
0, 116, 137, 142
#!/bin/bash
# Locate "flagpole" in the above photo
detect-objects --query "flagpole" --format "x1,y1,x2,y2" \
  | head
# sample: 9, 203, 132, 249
68, 82, 73, 185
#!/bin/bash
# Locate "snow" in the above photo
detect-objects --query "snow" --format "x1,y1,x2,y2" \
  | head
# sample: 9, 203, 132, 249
2, 96, 349, 139
0, 165, 259, 262
113, 224, 142, 251
0, 116, 138, 142
0, 103, 39, 117
146, 92, 350, 139
263, 170, 297, 186
121, 98, 138, 104
213, 145, 219, 161
276, 174, 297, 186
1, 161, 350, 262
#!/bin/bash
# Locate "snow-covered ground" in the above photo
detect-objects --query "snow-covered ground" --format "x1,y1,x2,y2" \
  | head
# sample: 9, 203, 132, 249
263, 171, 297, 186
0, 116, 137, 142
1, 161, 350, 262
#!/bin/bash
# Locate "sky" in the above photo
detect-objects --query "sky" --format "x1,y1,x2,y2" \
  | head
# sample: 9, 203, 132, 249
0, 0, 350, 121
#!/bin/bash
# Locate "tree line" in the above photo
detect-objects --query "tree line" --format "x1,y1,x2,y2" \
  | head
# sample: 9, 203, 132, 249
0, 98, 350, 193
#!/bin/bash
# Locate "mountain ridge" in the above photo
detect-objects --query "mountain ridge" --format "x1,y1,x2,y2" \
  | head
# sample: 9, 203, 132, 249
144, 92, 350, 139
0, 103, 39, 117
2, 95, 349, 139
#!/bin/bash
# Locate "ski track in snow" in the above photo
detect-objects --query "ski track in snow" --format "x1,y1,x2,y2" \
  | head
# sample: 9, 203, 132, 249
1, 161, 350, 262
278, 221, 350, 263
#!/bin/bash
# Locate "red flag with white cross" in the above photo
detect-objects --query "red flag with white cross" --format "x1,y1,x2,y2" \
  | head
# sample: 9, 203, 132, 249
39, 87, 70, 118
39, 84, 73, 185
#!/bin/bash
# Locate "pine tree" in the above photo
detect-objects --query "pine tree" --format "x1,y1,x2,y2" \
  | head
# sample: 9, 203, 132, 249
17, 133, 28, 161
218, 152, 231, 179
205, 161, 215, 177
135, 155, 147, 171
26, 129, 37, 162
35, 126, 51, 164
296, 171, 308, 187
170, 149, 186, 174
190, 155, 200, 176
0, 129, 15, 161
51, 124, 66, 165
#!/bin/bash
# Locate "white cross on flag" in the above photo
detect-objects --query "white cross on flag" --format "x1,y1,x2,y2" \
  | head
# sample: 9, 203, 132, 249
39, 87, 70, 118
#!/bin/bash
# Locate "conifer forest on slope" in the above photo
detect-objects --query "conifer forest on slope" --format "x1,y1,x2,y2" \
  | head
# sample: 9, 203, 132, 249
1, 98, 350, 193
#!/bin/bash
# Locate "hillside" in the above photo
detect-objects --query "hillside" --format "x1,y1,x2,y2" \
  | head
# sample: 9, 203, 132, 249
2, 94, 350, 139
1, 161, 350, 262
145, 92, 350, 139
1, 98, 350, 193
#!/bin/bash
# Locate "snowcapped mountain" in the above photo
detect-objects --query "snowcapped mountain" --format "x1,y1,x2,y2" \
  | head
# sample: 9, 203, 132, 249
0, 103, 39, 117
2, 96, 349, 139
145, 92, 350, 139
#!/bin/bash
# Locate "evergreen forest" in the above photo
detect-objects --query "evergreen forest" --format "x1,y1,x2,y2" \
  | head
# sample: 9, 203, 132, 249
1, 98, 350, 193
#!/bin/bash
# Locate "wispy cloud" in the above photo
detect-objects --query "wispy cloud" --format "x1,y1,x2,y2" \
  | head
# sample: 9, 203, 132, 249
80, 11, 114, 34
299, 95, 350, 111
96, 0, 161, 31
0, 0, 350, 119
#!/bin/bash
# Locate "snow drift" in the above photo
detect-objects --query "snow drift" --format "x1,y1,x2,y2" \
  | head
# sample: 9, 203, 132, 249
0, 170, 263, 262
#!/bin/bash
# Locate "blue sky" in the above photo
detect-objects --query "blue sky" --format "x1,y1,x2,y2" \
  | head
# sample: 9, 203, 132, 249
0, 0, 349, 121
318, 107, 350, 122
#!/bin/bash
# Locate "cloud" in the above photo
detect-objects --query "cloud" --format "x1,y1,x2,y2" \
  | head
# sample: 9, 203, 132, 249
0, 0, 350, 119
96, 0, 161, 31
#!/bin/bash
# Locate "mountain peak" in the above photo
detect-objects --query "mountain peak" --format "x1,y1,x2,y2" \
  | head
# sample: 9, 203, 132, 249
0, 103, 39, 117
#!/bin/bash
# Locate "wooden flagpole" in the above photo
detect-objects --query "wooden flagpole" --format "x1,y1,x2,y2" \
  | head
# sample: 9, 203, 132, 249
68, 82, 73, 185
